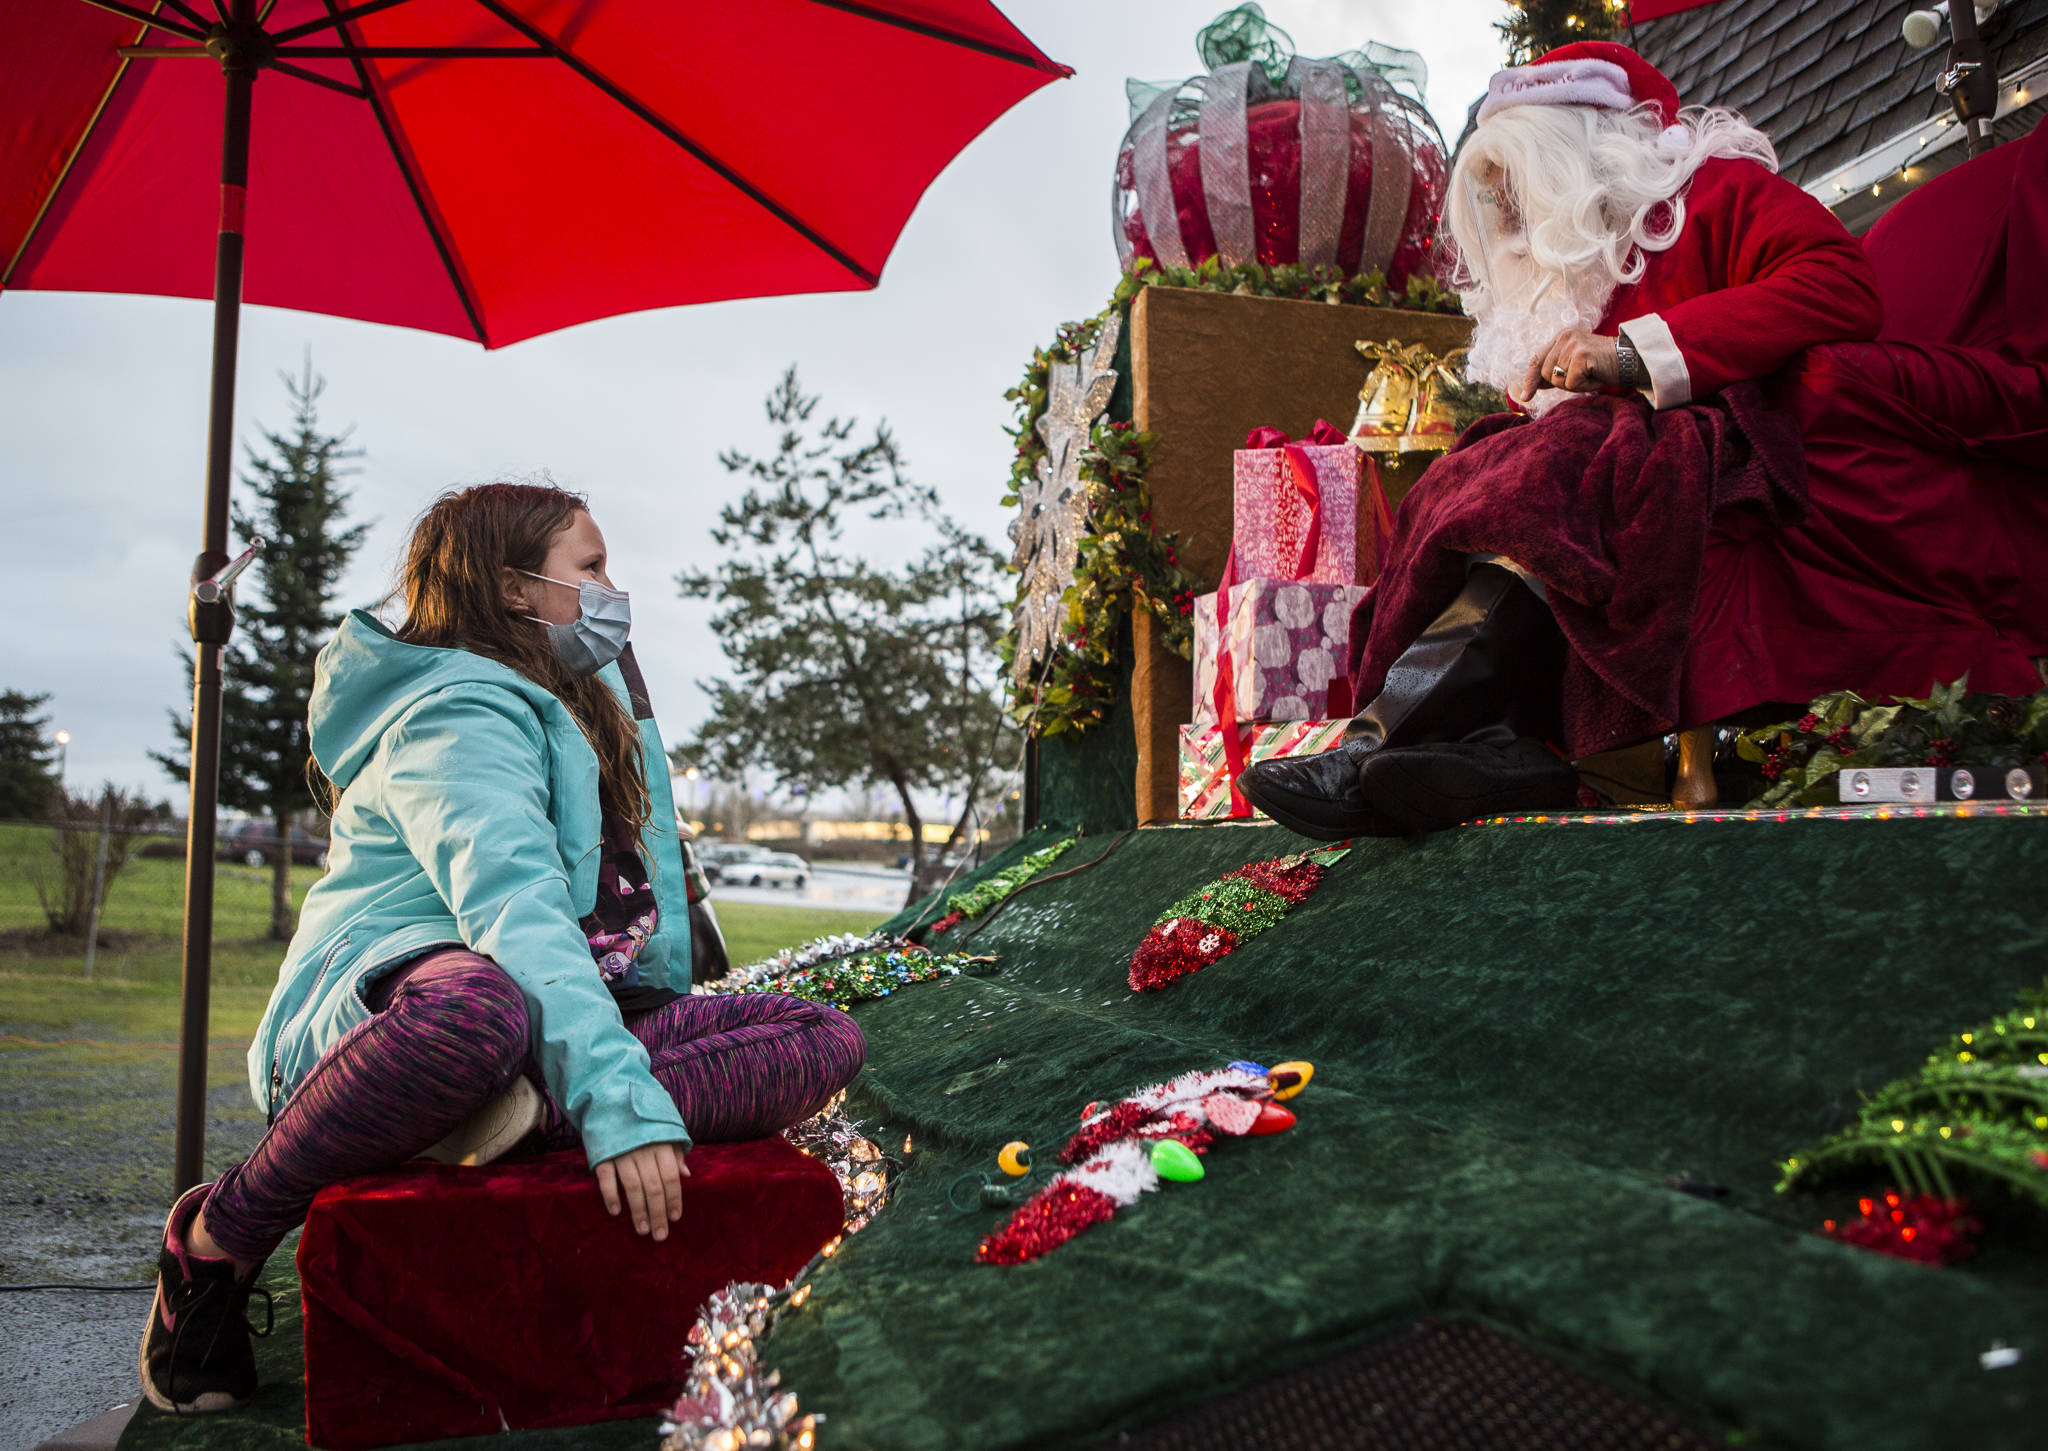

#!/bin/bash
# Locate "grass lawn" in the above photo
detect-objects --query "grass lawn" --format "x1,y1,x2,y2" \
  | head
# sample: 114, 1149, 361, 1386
0, 898, 888, 1037
0, 895, 888, 1286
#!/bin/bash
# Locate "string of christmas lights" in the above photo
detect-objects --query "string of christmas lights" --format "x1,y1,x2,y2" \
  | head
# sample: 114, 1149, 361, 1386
1782, 986, 2048, 1264
1781, 988, 2048, 1213
1470, 801, 2048, 828
660, 1098, 896, 1449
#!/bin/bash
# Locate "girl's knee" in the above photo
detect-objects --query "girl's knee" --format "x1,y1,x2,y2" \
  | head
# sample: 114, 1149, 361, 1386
812, 1006, 866, 1087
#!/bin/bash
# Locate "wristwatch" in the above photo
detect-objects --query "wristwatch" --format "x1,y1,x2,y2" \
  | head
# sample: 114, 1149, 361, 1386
1615, 331, 1645, 391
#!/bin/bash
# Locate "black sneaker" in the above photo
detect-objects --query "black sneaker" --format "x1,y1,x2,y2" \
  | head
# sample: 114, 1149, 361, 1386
138, 1183, 271, 1413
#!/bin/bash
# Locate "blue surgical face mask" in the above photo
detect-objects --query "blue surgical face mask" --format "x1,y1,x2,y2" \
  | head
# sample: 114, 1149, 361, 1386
519, 569, 631, 677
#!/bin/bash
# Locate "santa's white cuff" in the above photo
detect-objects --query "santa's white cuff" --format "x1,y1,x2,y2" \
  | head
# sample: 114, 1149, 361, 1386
1621, 313, 1691, 410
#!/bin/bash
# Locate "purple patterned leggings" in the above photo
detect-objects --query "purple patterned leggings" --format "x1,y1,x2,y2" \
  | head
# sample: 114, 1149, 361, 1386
201, 949, 866, 1262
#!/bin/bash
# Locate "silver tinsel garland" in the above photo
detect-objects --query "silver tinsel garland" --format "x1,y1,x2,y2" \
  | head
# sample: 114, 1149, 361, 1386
701, 931, 906, 995
658, 1096, 897, 1450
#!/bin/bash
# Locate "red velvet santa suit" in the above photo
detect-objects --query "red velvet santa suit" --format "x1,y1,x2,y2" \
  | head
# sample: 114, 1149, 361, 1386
1602, 158, 1884, 411
1668, 129, 2048, 725
1349, 117, 2048, 748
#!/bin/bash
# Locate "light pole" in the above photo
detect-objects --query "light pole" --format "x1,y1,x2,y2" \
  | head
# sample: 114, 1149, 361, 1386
53, 730, 70, 794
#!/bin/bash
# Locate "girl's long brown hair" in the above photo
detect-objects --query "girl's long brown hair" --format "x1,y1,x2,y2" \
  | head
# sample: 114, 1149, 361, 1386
393, 481, 651, 837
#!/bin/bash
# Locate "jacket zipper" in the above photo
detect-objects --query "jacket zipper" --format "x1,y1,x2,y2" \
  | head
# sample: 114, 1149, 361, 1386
268, 933, 352, 1124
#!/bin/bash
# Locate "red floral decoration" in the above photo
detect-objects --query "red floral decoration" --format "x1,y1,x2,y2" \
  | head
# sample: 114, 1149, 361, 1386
1821, 1190, 1981, 1266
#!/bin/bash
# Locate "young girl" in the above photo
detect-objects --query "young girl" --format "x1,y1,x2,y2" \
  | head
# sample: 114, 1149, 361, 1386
141, 482, 865, 1413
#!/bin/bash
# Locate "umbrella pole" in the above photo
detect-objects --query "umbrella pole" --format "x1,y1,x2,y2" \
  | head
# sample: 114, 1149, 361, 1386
173, 24, 256, 1198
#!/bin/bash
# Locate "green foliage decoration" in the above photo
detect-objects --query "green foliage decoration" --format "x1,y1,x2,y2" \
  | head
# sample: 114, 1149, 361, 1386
1780, 984, 2048, 1210
1496, 0, 1620, 68
1735, 678, 2048, 808
1001, 260, 1462, 736
939, 834, 1076, 922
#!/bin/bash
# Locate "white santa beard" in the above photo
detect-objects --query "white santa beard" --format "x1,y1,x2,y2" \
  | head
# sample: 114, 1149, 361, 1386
1463, 243, 1620, 419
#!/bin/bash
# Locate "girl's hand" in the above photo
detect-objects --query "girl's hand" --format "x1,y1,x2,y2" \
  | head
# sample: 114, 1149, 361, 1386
595, 1141, 689, 1241
1519, 328, 1621, 401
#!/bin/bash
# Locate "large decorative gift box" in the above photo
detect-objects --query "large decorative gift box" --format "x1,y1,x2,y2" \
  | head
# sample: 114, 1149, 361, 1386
1179, 719, 1349, 820
1230, 422, 1359, 587
1192, 577, 1369, 725
299, 1137, 843, 1450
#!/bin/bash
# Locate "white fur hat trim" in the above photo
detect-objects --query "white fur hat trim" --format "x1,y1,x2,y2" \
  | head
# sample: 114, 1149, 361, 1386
1478, 58, 1636, 122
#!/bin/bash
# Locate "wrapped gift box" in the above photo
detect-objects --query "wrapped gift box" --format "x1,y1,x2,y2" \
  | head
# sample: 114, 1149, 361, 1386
1179, 719, 1349, 820
1231, 441, 1358, 586
1192, 578, 1369, 725
300, 1137, 843, 1450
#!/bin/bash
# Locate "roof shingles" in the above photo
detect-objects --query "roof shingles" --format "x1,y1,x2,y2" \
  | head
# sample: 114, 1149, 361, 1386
1633, 0, 2048, 187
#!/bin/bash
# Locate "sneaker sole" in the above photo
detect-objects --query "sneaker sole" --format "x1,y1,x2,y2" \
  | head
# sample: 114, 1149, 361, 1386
418, 1076, 543, 1167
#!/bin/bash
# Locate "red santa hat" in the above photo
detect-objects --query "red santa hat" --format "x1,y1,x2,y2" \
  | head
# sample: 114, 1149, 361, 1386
1477, 41, 1690, 156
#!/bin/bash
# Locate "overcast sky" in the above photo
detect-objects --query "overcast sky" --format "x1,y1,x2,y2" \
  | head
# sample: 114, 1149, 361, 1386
0, 0, 1506, 804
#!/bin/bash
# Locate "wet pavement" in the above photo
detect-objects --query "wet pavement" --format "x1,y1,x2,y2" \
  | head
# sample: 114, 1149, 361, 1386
706, 859, 918, 913
0, 1041, 263, 1451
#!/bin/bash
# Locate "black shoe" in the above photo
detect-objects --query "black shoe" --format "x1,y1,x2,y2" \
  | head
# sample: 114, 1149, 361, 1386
138, 1183, 271, 1414
1237, 563, 1567, 837
1357, 738, 1581, 834
1233, 741, 1407, 840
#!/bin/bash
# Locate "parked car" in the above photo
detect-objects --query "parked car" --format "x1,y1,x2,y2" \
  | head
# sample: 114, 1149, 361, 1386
734, 852, 810, 889
694, 842, 768, 884
218, 822, 328, 868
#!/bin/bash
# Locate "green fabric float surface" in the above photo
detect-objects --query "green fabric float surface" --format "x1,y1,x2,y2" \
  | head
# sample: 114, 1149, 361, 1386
777, 817, 2048, 1450
1031, 628, 1140, 833
121, 817, 2048, 1451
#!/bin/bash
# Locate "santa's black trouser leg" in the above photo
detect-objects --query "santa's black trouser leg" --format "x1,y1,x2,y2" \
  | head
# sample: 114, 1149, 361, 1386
1235, 562, 1576, 839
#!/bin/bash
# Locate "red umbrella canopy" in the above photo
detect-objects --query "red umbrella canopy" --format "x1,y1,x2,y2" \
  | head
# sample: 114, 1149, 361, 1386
1, 0, 1069, 347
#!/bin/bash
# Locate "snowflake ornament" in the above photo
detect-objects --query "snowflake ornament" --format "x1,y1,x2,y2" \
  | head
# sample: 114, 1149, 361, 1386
1010, 312, 1121, 685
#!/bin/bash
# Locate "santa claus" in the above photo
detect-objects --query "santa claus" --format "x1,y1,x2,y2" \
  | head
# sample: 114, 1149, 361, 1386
1239, 41, 1891, 838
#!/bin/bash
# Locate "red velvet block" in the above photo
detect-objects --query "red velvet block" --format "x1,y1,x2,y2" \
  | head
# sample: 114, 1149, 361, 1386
298, 1139, 843, 1450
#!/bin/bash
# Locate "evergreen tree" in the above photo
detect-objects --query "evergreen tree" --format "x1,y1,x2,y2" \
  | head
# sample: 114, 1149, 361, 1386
678, 369, 1016, 901
0, 690, 59, 819
1497, 0, 1619, 66
157, 360, 367, 939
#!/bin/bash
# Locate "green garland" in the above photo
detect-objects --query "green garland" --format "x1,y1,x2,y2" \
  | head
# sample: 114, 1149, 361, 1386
1736, 678, 2048, 808
1001, 260, 1462, 737
937, 835, 1076, 924
1779, 984, 2048, 1210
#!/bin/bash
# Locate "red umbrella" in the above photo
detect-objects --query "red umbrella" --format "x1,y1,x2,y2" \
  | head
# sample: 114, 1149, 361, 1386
1, 0, 1067, 1192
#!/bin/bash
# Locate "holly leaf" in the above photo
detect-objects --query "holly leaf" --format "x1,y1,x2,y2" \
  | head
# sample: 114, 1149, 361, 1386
1849, 704, 1902, 747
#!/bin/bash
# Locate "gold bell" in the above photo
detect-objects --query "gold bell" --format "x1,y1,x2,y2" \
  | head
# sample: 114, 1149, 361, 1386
1402, 347, 1468, 453
1351, 341, 1417, 454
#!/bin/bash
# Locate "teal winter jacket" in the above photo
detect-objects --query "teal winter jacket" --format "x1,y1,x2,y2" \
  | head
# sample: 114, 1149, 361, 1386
245, 611, 692, 1166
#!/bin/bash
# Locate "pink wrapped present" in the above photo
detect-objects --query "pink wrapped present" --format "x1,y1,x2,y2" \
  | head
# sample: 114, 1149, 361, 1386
1178, 720, 1349, 821
1192, 578, 1368, 724
1230, 422, 1359, 588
